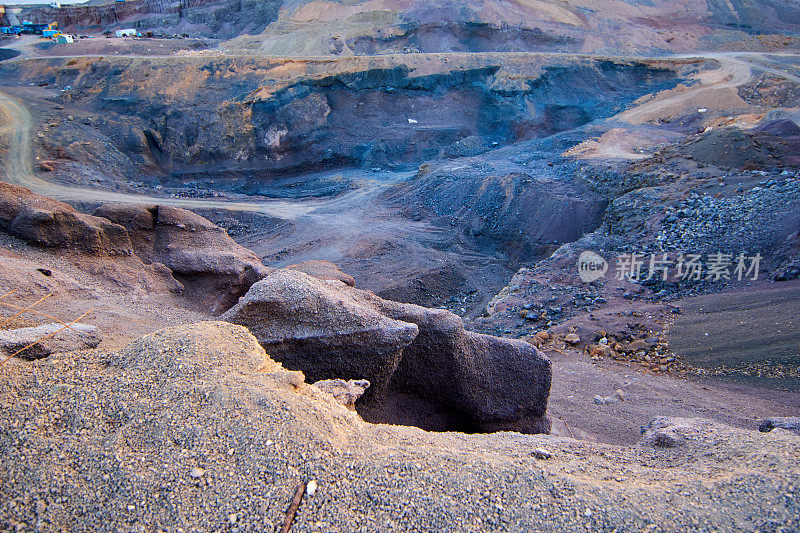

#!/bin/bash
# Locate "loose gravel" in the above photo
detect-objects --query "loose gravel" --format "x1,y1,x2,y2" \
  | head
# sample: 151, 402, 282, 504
0, 322, 798, 532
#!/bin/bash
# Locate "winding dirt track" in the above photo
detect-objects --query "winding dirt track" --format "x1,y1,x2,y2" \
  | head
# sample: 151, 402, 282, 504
617, 52, 800, 125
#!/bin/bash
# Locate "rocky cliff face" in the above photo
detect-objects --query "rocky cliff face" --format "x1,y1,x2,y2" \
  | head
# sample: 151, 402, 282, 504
8, 0, 800, 55
249, 0, 800, 56
1, 56, 679, 184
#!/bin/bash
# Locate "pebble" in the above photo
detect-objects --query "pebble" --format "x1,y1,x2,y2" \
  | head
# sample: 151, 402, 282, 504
190, 467, 205, 478
531, 448, 553, 460
594, 394, 620, 405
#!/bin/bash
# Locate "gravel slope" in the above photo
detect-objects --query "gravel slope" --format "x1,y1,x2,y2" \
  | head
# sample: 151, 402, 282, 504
0, 322, 798, 532
668, 281, 800, 391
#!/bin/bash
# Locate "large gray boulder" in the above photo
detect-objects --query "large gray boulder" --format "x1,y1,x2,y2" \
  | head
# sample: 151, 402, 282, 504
377, 298, 552, 433
221, 269, 419, 392
223, 268, 552, 433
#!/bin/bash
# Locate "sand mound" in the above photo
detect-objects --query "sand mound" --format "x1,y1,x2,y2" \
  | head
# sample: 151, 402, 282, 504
0, 322, 798, 531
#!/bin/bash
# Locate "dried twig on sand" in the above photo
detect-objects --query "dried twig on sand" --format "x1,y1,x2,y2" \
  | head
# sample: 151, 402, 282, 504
0, 288, 20, 301
280, 482, 307, 533
0, 293, 53, 329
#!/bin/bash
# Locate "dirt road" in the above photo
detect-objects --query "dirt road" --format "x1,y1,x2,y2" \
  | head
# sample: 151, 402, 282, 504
0, 88, 327, 219
617, 52, 800, 125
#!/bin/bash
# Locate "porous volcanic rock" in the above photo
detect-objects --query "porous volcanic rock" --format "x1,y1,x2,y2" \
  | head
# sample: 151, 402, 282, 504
0, 323, 101, 360
94, 203, 270, 312
220, 269, 419, 392
0, 182, 132, 255
223, 268, 552, 433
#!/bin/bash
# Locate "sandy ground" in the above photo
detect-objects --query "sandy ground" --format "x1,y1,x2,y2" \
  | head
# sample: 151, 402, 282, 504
0, 230, 209, 351
1, 321, 798, 532
668, 280, 800, 392
547, 349, 800, 445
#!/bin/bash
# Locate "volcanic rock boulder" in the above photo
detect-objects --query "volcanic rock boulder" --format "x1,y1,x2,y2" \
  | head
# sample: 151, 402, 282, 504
94, 203, 270, 313
223, 268, 552, 433
0, 323, 101, 360
221, 269, 419, 392
0, 182, 132, 255
376, 298, 552, 433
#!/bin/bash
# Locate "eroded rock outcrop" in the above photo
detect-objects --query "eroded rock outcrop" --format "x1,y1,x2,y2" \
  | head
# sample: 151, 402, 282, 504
0, 323, 101, 360
94, 203, 270, 313
220, 269, 418, 392
223, 268, 552, 433
0, 182, 132, 255
375, 297, 552, 433
0, 183, 266, 314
